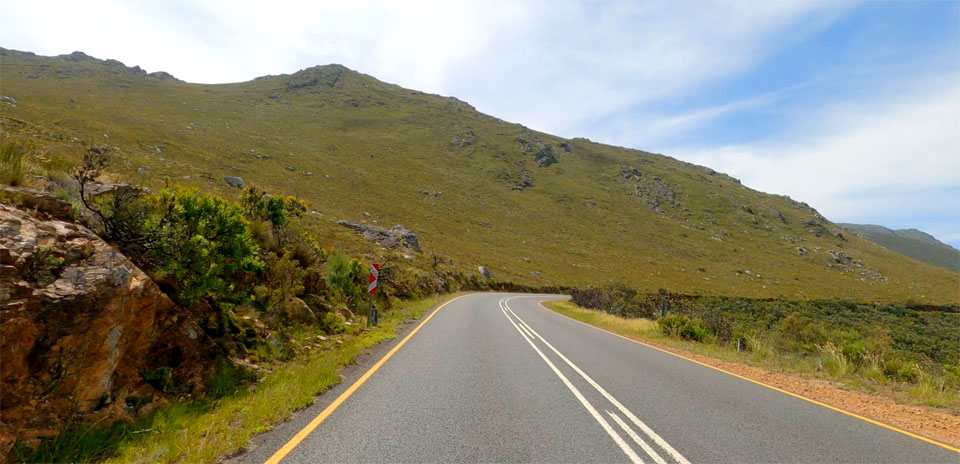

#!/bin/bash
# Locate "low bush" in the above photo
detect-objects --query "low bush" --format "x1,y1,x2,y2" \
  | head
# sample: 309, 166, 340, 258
657, 314, 711, 342
320, 312, 346, 335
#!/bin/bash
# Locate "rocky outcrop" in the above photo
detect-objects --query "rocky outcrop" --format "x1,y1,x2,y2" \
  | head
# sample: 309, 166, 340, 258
0, 200, 220, 456
451, 128, 477, 148
337, 221, 421, 252
636, 176, 678, 213
620, 166, 642, 180
515, 170, 534, 190
517, 134, 558, 168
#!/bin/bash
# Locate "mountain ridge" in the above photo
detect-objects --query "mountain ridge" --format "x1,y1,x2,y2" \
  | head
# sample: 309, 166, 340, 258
1, 47, 957, 304
837, 223, 959, 273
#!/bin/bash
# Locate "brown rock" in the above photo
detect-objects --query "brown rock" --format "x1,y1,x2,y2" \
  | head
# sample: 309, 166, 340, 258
0, 203, 220, 457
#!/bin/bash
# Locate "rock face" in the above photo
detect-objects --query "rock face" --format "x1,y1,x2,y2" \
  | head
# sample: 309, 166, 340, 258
337, 221, 421, 252
0, 200, 220, 456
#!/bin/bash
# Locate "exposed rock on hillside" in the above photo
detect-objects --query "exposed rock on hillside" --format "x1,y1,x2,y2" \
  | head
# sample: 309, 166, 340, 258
636, 176, 678, 213
0, 197, 220, 455
478, 266, 491, 279
517, 134, 557, 167
514, 170, 535, 191
451, 128, 477, 148
337, 220, 421, 252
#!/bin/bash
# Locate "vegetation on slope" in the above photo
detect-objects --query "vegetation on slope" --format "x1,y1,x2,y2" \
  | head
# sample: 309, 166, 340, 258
1, 141, 517, 461
837, 223, 959, 273
1, 48, 957, 303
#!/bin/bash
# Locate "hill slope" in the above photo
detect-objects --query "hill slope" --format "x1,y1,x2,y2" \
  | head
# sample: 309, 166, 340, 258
837, 223, 959, 273
1, 48, 957, 304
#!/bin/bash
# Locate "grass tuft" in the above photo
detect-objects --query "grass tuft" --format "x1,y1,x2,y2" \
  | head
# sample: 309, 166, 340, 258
1, 141, 27, 186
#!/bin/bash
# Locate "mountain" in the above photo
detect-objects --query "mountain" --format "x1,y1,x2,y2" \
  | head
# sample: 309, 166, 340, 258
1, 48, 957, 304
836, 223, 959, 273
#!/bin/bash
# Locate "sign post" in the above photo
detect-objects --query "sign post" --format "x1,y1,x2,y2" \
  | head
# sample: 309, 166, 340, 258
367, 263, 379, 327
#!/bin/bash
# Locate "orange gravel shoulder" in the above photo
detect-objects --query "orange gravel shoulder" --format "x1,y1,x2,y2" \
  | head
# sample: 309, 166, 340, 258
643, 340, 960, 448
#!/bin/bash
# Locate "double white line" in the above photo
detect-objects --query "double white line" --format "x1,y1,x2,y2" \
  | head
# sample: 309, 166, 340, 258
499, 297, 690, 464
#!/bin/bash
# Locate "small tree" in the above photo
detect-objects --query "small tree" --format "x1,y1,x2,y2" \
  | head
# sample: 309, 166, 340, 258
70, 146, 152, 263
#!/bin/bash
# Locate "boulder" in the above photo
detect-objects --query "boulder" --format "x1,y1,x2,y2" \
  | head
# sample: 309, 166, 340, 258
282, 297, 317, 324
0, 96, 15, 105
0, 203, 220, 456
478, 266, 491, 279
224, 176, 244, 188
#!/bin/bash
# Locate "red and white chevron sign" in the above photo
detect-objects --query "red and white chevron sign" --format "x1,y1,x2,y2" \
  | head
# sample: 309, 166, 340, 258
368, 263, 379, 293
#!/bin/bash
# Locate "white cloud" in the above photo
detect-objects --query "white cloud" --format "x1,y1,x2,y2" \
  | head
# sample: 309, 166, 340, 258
0, 0, 852, 131
671, 77, 960, 245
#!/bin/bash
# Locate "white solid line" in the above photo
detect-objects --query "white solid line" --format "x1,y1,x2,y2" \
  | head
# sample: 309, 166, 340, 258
499, 304, 644, 464
607, 410, 668, 464
504, 298, 691, 464
517, 320, 537, 339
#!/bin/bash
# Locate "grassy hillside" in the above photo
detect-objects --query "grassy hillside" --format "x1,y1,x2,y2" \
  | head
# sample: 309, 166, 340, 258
1, 48, 958, 304
836, 223, 959, 273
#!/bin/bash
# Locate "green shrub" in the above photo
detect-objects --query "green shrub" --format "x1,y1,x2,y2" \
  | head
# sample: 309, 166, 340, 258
0, 141, 27, 186
657, 314, 711, 342
776, 313, 827, 354
320, 312, 346, 335
264, 252, 306, 309
145, 186, 263, 306
239, 186, 306, 247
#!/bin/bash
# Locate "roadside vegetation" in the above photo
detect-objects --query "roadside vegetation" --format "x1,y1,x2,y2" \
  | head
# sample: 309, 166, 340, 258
18, 295, 455, 463
5, 141, 518, 462
551, 287, 960, 411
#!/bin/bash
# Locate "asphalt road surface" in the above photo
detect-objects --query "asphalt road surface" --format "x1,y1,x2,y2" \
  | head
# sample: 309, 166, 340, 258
232, 293, 959, 463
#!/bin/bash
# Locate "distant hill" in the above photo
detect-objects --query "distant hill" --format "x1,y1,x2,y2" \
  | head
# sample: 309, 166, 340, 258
1, 47, 958, 304
836, 224, 959, 273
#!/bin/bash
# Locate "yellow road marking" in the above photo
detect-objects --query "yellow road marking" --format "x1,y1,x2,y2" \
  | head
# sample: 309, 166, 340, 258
537, 300, 960, 454
263, 293, 474, 464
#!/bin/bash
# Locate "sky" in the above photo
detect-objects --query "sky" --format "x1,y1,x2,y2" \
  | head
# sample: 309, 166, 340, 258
2, 0, 958, 247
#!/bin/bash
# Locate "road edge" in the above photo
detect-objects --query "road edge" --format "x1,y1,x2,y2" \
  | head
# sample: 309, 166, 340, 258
537, 299, 960, 454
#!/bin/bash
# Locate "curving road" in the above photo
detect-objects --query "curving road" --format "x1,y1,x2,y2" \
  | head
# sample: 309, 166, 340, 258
232, 293, 959, 463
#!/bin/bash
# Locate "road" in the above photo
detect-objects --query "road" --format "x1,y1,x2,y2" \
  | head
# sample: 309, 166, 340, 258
233, 293, 959, 463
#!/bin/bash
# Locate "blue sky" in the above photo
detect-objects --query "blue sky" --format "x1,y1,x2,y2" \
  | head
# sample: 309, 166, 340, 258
1, 0, 958, 247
